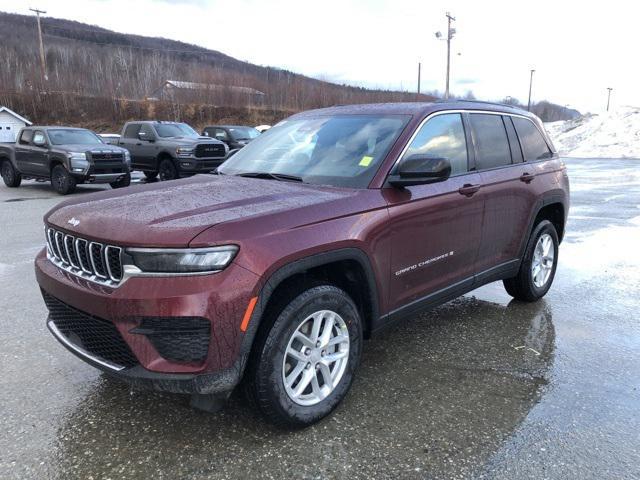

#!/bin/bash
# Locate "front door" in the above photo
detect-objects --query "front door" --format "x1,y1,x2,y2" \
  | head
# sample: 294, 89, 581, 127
385, 112, 484, 312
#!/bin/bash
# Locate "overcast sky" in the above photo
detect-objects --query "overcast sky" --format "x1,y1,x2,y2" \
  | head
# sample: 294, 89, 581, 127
1, 0, 637, 113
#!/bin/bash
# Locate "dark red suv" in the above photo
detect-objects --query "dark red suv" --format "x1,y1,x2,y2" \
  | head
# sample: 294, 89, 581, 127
36, 101, 569, 427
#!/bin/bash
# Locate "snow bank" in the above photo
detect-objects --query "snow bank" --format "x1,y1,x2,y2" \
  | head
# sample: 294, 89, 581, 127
544, 106, 640, 158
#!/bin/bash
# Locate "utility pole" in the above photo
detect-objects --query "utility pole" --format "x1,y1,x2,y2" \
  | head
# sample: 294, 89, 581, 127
30, 7, 48, 84
606, 87, 613, 111
527, 69, 535, 111
417, 62, 421, 98
435, 13, 456, 100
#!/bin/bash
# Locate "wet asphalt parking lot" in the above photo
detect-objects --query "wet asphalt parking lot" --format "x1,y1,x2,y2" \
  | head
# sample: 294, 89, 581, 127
1, 159, 639, 479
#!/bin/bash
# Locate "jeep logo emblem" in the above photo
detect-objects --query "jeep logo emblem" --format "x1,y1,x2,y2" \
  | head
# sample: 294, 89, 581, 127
67, 217, 80, 227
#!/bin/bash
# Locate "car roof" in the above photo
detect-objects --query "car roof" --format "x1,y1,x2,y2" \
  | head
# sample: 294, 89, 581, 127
204, 125, 257, 129
291, 101, 535, 119
25, 126, 90, 131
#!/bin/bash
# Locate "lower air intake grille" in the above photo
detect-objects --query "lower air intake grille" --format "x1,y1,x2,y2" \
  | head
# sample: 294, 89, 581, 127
131, 317, 210, 364
43, 292, 138, 369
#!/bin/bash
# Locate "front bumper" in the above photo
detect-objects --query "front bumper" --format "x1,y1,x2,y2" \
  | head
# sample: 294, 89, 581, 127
35, 249, 260, 394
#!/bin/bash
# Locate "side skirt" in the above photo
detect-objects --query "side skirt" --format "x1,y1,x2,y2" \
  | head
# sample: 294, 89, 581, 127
371, 259, 520, 335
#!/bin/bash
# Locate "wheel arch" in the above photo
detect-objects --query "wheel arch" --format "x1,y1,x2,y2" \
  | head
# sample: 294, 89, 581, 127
518, 191, 567, 261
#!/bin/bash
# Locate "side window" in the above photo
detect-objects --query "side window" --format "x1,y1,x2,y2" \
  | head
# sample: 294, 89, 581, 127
32, 131, 46, 146
140, 124, 155, 138
503, 116, 523, 163
19, 129, 33, 145
401, 113, 468, 176
512, 117, 553, 161
123, 124, 141, 139
214, 128, 229, 141
469, 114, 512, 170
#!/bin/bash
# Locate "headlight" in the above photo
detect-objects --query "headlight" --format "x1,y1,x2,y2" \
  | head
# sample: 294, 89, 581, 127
68, 152, 89, 172
125, 246, 238, 274
176, 147, 194, 157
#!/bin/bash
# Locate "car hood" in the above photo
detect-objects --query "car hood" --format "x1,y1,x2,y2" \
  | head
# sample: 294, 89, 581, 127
45, 175, 362, 247
165, 136, 223, 146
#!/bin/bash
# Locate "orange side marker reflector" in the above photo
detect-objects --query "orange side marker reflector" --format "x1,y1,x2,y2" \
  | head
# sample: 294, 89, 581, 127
240, 296, 258, 332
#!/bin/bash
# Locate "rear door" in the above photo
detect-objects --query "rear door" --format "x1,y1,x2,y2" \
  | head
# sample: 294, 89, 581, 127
14, 129, 38, 175
385, 112, 484, 312
471, 113, 540, 274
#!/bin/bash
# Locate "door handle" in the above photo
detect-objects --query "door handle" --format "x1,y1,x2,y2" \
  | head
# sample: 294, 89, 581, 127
520, 172, 536, 183
136, 143, 142, 146
458, 183, 481, 197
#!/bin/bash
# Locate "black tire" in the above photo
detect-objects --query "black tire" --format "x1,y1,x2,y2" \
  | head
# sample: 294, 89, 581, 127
158, 158, 178, 181
143, 171, 158, 180
50, 164, 76, 195
504, 219, 559, 302
110, 173, 131, 189
247, 284, 363, 428
1, 160, 21, 187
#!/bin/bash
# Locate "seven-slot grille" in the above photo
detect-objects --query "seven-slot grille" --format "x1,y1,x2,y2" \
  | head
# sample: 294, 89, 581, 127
195, 143, 226, 158
45, 227, 123, 286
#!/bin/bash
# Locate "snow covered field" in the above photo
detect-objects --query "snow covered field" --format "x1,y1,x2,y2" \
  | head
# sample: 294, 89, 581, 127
544, 106, 640, 158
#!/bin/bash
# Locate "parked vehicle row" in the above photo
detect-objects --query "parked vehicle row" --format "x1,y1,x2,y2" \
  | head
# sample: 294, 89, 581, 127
35, 101, 569, 427
1, 120, 265, 193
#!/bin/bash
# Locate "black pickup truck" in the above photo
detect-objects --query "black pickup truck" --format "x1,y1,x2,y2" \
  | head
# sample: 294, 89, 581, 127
113, 121, 228, 181
0, 127, 131, 195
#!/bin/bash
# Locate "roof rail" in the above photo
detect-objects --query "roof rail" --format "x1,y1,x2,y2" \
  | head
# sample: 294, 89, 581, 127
435, 99, 527, 111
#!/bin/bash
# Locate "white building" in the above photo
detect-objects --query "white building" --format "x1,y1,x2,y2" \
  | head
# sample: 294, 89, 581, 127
0, 107, 32, 143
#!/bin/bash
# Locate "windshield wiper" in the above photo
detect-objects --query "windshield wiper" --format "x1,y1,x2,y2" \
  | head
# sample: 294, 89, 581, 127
235, 172, 305, 183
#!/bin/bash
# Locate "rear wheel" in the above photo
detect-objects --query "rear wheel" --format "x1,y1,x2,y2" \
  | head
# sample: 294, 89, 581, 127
1, 160, 21, 187
247, 285, 363, 428
110, 173, 131, 189
158, 158, 178, 181
50, 164, 76, 195
143, 171, 158, 180
504, 220, 559, 302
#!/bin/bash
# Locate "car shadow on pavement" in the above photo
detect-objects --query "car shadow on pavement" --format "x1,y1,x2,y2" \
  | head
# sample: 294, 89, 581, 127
45, 296, 555, 479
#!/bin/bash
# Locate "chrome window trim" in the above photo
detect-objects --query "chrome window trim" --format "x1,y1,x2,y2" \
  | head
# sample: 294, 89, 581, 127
387, 109, 554, 174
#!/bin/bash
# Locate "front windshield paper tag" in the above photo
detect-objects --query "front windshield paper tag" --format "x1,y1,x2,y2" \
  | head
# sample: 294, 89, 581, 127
359, 156, 373, 167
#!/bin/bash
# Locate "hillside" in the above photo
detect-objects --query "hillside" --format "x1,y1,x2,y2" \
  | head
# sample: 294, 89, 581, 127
0, 11, 433, 111
545, 107, 640, 158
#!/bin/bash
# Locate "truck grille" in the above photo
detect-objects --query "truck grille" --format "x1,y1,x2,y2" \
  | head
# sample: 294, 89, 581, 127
45, 227, 123, 286
43, 291, 138, 370
89, 151, 127, 174
195, 143, 226, 158
90, 152, 124, 161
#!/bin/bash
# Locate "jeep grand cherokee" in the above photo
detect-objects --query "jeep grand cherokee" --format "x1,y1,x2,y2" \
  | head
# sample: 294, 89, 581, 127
36, 101, 569, 428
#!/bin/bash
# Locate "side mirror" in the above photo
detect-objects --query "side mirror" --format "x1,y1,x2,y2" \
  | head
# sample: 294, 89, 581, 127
388, 155, 451, 187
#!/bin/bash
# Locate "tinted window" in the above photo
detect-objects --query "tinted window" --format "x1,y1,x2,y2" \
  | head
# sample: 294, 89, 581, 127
140, 124, 155, 138
49, 129, 101, 145
401, 113, 468, 176
504, 116, 523, 163
469, 114, 512, 170
212, 128, 229, 141
154, 123, 199, 138
19, 129, 33, 145
512, 117, 552, 161
124, 124, 141, 139
32, 131, 46, 145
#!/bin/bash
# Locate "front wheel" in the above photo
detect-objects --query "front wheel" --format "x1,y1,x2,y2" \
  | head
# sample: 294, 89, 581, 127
143, 171, 158, 180
158, 158, 178, 181
1, 160, 21, 187
50, 165, 76, 195
248, 285, 363, 428
110, 173, 131, 189
504, 219, 559, 302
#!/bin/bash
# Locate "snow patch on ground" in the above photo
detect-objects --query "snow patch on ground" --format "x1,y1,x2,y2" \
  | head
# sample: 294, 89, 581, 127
544, 106, 640, 158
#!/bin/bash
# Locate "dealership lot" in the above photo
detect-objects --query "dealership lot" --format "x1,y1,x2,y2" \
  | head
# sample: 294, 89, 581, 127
1, 159, 639, 479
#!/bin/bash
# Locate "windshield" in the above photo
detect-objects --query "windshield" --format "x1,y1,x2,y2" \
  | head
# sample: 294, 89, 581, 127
228, 126, 260, 141
218, 114, 410, 188
48, 129, 102, 145
154, 123, 199, 138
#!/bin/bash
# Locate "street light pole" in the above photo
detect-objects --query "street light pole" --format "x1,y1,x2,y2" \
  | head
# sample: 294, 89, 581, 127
445, 12, 455, 100
606, 87, 613, 112
417, 62, 421, 97
29, 7, 48, 84
527, 69, 535, 111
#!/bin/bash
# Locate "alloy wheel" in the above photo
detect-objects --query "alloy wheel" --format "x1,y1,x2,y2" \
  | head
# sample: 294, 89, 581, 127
531, 233, 555, 288
282, 309, 350, 406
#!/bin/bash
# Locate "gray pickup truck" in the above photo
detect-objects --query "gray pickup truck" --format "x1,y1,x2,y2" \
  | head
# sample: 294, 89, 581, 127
0, 126, 131, 195
113, 121, 228, 181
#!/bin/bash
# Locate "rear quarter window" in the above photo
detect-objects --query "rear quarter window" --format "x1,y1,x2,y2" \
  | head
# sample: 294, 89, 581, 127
512, 117, 553, 161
